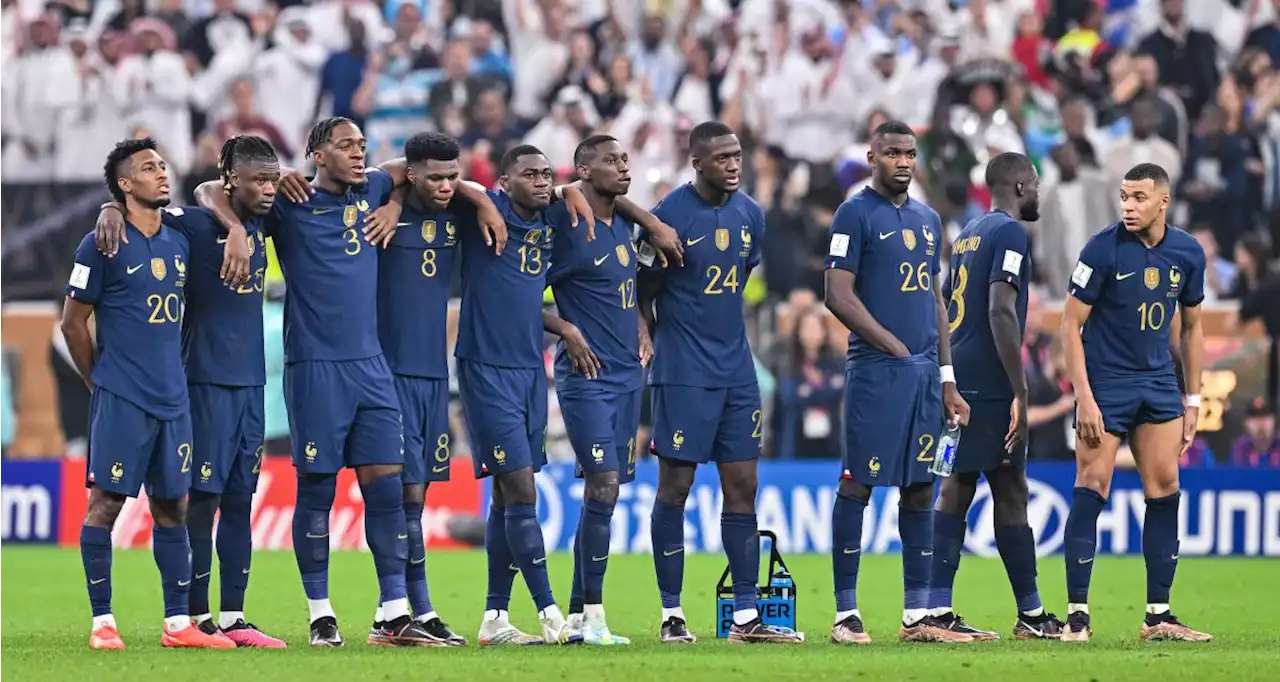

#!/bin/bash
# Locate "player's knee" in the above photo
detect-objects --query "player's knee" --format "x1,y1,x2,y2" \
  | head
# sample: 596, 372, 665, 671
297, 474, 338, 511
935, 473, 979, 516
988, 469, 1030, 526
1142, 473, 1179, 499
836, 478, 872, 505
84, 490, 126, 528
355, 463, 402, 487
1074, 468, 1113, 499
496, 469, 537, 506
186, 491, 221, 534
900, 482, 933, 512
656, 459, 695, 506
583, 472, 620, 507
402, 483, 426, 506
150, 495, 188, 527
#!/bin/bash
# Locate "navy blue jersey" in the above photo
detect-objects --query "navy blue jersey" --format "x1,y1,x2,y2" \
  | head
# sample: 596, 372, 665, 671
1068, 223, 1206, 378
455, 189, 554, 369
640, 184, 763, 389
546, 202, 641, 393
377, 200, 468, 379
826, 187, 943, 361
268, 168, 394, 363
946, 210, 1031, 399
66, 224, 190, 419
162, 206, 267, 387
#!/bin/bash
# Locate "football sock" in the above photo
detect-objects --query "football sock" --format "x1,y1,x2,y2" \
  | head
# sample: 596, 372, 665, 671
152, 524, 192, 619
404, 501, 433, 618
1143, 492, 1181, 605
217, 492, 253, 614
928, 510, 966, 611
721, 512, 760, 619
1065, 486, 1106, 604
832, 492, 867, 613
899, 508, 932, 622
361, 473, 409, 608
293, 475, 336, 602
650, 499, 685, 609
484, 503, 517, 611
995, 522, 1042, 614
186, 490, 219, 618
580, 498, 614, 605
505, 503, 555, 611
81, 524, 113, 618
569, 514, 584, 614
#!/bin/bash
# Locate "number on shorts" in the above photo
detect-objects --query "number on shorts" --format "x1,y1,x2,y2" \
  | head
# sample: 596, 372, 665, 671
751, 409, 763, 439
178, 442, 192, 473
916, 434, 935, 462
433, 433, 451, 462
252, 444, 264, 474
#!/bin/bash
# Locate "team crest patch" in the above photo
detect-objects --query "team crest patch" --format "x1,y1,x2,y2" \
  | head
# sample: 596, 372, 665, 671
902, 229, 917, 251
591, 444, 606, 464
616, 244, 630, 267
150, 257, 167, 280
672, 429, 685, 451
357, 199, 370, 212
246, 233, 256, 256
1144, 267, 1160, 290
922, 227, 935, 255
445, 221, 456, 238
343, 205, 357, 227
740, 225, 752, 247
868, 457, 881, 478
1170, 268, 1181, 285
715, 228, 730, 251
422, 220, 437, 244
525, 229, 541, 245
493, 446, 507, 466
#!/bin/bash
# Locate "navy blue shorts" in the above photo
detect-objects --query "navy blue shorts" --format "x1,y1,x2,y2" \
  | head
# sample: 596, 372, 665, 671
842, 354, 943, 487
559, 383, 643, 483
953, 397, 1025, 474
87, 388, 193, 499
649, 383, 762, 465
283, 356, 403, 475
189, 384, 265, 494
395, 375, 452, 485
457, 359, 547, 479
1091, 373, 1184, 437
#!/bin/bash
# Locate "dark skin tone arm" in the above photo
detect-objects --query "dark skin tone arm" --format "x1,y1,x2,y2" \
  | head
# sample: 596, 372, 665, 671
823, 268, 909, 357
60, 298, 97, 391
934, 280, 969, 425
543, 310, 600, 379
989, 281, 1028, 451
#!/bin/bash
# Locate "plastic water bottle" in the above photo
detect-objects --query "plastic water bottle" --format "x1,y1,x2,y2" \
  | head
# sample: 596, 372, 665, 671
771, 568, 794, 601
929, 422, 961, 477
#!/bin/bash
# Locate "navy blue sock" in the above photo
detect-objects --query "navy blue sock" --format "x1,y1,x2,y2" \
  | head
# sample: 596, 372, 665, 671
650, 499, 685, 609
484, 504, 517, 611
928, 510, 966, 610
832, 493, 866, 612
293, 475, 336, 601
505, 503, 554, 611
579, 498, 614, 605
721, 512, 760, 616
361, 473, 408, 605
995, 523, 1042, 613
80, 525, 113, 617
1064, 487, 1106, 604
569, 509, 584, 613
152, 525, 192, 619
899, 508, 932, 614
1143, 492, 1181, 604
217, 492, 253, 613
186, 491, 218, 617
404, 502, 432, 617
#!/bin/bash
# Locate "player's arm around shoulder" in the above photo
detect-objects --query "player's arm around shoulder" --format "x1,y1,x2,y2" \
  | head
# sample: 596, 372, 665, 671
453, 181, 507, 254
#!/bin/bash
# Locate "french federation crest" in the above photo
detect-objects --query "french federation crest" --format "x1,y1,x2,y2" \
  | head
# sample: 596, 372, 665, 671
151, 257, 167, 280
422, 220, 437, 244
616, 244, 630, 266
740, 226, 752, 247
902, 229, 917, 251
1170, 268, 1182, 285
525, 229, 541, 245
343, 205, 357, 227
1144, 267, 1160, 290
246, 233, 256, 256
715, 228, 730, 252
445, 221, 456, 238
357, 199, 370, 212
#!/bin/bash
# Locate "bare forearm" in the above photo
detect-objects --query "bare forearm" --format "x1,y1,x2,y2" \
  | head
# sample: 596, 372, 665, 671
194, 181, 247, 232
1027, 402, 1070, 427
376, 158, 408, 186
62, 322, 96, 389
1181, 322, 1203, 395
616, 195, 657, 231
543, 310, 573, 337
458, 181, 492, 208
934, 290, 953, 366
826, 293, 904, 356
1062, 328, 1093, 402
990, 307, 1028, 398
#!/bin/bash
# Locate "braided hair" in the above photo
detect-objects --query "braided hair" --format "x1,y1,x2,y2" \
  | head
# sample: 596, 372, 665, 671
217, 135, 278, 192
306, 116, 355, 158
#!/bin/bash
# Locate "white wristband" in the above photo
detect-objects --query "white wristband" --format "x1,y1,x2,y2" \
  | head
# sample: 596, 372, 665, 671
1185, 394, 1201, 408
939, 365, 956, 384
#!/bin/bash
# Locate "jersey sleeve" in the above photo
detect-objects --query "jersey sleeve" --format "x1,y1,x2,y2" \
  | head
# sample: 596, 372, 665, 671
988, 221, 1030, 289
365, 167, 395, 207
1067, 232, 1111, 305
66, 233, 106, 304
160, 206, 194, 238
1180, 239, 1207, 307
825, 200, 866, 274
746, 202, 765, 271
545, 204, 578, 286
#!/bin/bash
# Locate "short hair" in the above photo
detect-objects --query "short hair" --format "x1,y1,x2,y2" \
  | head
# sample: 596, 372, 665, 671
306, 116, 355, 156
1123, 162, 1169, 186
984, 152, 1035, 188
500, 144, 546, 174
573, 134, 618, 166
103, 137, 159, 204
872, 120, 916, 140
218, 135, 279, 186
689, 121, 735, 153
404, 132, 460, 165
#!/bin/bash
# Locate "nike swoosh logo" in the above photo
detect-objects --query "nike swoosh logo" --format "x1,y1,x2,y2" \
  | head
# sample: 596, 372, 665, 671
178, 579, 191, 587
305, 532, 329, 539
126, 264, 143, 274
508, 563, 520, 571
216, 237, 228, 244
1170, 555, 1179, 561
397, 534, 408, 540
591, 556, 608, 562
396, 222, 413, 227
879, 231, 897, 240
686, 236, 706, 246
410, 557, 426, 565
843, 548, 860, 555
432, 465, 449, 473
532, 557, 546, 565
1116, 272, 1135, 280
663, 548, 684, 557
90, 578, 107, 585
593, 255, 610, 266
1078, 557, 1094, 564
194, 572, 211, 580
312, 208, 335, 215
921, 551, 933, 556
1021, 623, 1045, 637
242, 568, 250, 574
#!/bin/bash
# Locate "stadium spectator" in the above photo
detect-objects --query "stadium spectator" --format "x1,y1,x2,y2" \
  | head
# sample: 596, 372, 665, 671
774, 308, 842, 460
1034, 141, 1115, 289
1230, 397, 1280, 467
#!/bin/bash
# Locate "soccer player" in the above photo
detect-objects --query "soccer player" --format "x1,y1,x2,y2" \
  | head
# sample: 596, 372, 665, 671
929, 152, 1064, 640
373, 131, 476, 646
823, 120, 971, 645
1059, 163, 1211, 643
457, 144, 581, 646
638, 121, 800, 645
542, 134, 648, 645
64, 137, 230, 650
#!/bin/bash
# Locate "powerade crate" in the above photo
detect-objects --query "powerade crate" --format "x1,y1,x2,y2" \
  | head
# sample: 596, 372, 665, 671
715, 530, 803, 639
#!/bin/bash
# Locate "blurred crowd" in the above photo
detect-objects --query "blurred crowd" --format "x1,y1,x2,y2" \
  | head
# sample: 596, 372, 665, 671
3, 0, 1280, 465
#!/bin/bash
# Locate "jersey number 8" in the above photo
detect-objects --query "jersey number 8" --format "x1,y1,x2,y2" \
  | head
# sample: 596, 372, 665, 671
947, 265, 969, 333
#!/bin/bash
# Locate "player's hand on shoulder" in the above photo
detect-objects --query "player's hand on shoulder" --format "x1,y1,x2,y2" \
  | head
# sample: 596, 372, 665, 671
477, 202, 508, 255
95, 202, 128, 257
646, 218, 684, 268
562, 323, 601, 379
363, 202, 402, 249
278, 168, 313, 204
562, 185, 596, 241
220, 225, 251, 288
943, 383, 970, 426
1074, 396, 1105, 448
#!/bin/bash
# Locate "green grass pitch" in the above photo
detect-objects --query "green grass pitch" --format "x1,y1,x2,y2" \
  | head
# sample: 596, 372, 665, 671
4, 548, 1279, 680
